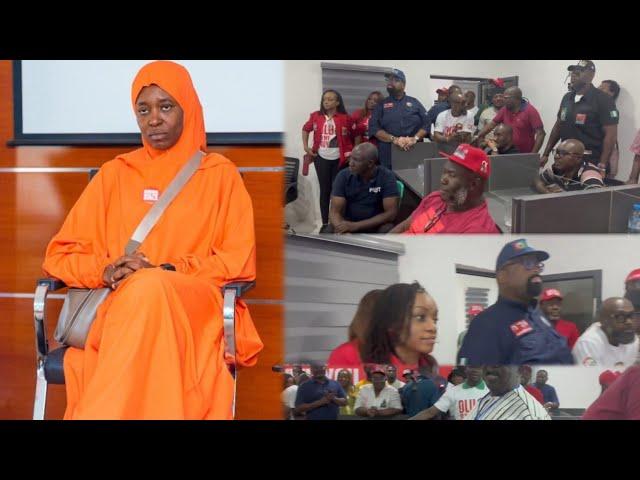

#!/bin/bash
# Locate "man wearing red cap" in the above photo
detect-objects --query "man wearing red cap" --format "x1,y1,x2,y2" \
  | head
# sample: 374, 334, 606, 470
598, 369, 621, 394
539, 288, 580, 349
390, 144, 500, 234
624, 269, 640, 364
583, 365, 640, 419
354, 365, 403, 418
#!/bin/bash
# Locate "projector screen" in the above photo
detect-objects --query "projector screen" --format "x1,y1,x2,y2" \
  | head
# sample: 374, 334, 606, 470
12, 60, 283, 145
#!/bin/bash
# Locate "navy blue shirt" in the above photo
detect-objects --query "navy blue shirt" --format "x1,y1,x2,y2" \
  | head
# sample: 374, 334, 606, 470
457, 297, 575, 365
534, 383, 559, 406
369, 94, 428, 169
294, 378, 346, 420
331, 166, 399, 222
399, 377, 441, 417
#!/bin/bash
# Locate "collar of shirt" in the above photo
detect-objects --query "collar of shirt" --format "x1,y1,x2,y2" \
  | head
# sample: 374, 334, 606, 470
386, 93, 407, 104
497, 296, 536, 312
571, 84, 597, 102
462, 380, 486, 390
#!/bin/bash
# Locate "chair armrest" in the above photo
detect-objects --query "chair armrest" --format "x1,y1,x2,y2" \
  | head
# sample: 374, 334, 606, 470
36, 278, 67, 291
222, 281, 255, 298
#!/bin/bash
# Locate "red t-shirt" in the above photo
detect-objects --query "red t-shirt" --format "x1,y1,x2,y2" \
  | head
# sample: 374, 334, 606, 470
350, 109, 378, 146
492, 101, 544, 153
583, 366, 640, 420
553, 318, 580, 349
524, 384, 545, 404
327, 339, 361, 368
406, 191, 500, 234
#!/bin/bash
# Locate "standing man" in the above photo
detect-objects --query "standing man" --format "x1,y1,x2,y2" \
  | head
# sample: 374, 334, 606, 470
433, 92, 476, 144
425, 85, 463, 139
541, 61, 619, 173
458, 239, 575, 365
369, 68, 428, 170
400, 365, 442, 417
572, 297, 639, 367
465, 365, 551, 420
519, 365, 544, 404
624, 269, 640, 334
354, 365, 403, 419
533, 369, 560, 411
476, 86, 545, 154
477, 88, 505, 142
410, 366, 488, 420
386, 365, 405, 390
328, 143, 399, 234
294, 362, 348, 420
539, 288, 581, 349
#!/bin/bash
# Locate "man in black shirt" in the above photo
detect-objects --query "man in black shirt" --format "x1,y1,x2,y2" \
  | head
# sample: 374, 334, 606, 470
484, 124, 520, 155
541, 60, 618, 174
534, 139, 604, 193
327, 143, 399, 233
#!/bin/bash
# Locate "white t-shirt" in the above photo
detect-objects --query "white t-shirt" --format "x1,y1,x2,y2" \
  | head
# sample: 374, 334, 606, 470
467, 106, 479, 118
389, 379, 405, 389
434, 109, 475, 137
465, 385, 551, 420
572, 322, 639, 367
318, 116, 340, 160
281, 385, 298, 409
434, 381, 489, 420
354, 384, 402, 410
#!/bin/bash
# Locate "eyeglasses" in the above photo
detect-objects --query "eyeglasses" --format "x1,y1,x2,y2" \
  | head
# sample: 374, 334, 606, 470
504, 256, 544, 271
552, 148, 579, 157
610, 313, 634, 324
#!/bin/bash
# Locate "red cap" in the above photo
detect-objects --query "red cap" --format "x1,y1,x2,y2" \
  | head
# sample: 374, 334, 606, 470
625, 269, 640, 283
436, 87, 449, 95
491, 78, 505, 88
439, 144, 491, 180
599, 370, 621, 387
541, 288, 563, 302
371, 364, 387, 375
467, 304, 484, 316
402, 369, 413, 376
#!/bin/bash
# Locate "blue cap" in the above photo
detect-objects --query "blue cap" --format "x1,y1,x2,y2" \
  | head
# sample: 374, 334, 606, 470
496, 238, 550, 271
385, 68, 406, 83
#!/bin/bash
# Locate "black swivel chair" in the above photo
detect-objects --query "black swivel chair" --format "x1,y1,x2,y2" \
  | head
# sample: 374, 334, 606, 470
284, 157, 299, 205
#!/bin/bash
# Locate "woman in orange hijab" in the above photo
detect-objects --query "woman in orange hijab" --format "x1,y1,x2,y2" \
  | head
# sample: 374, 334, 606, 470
42, 61, 263, 419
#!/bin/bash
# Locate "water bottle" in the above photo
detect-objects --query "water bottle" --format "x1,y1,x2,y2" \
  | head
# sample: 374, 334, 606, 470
628, 203, 640, 233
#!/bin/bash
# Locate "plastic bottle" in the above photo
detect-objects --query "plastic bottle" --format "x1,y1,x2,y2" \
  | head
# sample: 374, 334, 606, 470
628, 203, 640, 233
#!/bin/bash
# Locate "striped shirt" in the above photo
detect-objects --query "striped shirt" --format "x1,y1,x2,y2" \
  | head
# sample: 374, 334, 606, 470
539, 162, 603, 191
465, 385, 551, 420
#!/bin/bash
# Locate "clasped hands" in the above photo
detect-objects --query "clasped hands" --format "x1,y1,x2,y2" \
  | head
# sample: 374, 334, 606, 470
102, 251, 156, 290
392, 136, 417, 151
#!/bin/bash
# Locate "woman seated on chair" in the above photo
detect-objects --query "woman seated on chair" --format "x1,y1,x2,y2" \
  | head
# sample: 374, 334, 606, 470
42, 61, 263, 420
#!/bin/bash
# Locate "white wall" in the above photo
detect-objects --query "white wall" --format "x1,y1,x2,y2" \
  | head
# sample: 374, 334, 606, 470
532, 366, 610, 409
393, 234, 638, 365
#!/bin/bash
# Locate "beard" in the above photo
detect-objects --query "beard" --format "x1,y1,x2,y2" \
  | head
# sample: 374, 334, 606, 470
526, 276, 543, 298
386, 86, 396, 96
454, 187, 468, 208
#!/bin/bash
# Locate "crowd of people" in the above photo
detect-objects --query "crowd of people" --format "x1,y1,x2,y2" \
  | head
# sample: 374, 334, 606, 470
299, 61, 640, 235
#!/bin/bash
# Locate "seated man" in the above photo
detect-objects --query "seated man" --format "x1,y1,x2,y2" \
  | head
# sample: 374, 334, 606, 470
390, 144, 500, 234
432, 91, 475, 144
572, 297, 639, 367
354, 365, 403, 419
533, 139, 604, 193
327, 143, 399, 234
484, 124, 520, 155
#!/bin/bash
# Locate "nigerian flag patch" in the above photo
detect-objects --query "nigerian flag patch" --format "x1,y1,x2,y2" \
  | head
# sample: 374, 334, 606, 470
611, 110, 618, 118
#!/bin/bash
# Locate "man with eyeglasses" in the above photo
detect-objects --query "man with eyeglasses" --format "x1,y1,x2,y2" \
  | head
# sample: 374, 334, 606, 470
534, 139, 604, 193
541, 60, 619, 174
573, 297, 639, 367
457, 239, 574, 365
623, 269, 640, 333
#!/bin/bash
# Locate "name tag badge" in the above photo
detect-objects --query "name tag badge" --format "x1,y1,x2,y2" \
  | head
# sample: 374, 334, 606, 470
575, 113, 587, 125
143, 188, 160, 203
384, 102, 394, 109
510, 319, 533, 337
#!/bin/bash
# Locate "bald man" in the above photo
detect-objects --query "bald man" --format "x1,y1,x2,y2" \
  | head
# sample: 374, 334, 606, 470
485, 124, 520, 155
476, 86, 545, 154
327, 142, 399, 234
433, 92, 475, 144
572, 298, 639, 367
534, 138, 604, 193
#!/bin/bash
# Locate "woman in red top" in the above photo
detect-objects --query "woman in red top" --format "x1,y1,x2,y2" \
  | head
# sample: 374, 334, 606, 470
302, 90, 354, 228
330, 282, 440, 382
327, 289, 383, 370
351, 91, 383, 146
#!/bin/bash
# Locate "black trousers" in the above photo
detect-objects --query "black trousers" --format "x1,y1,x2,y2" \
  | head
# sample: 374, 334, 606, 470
314, 155, 340, 225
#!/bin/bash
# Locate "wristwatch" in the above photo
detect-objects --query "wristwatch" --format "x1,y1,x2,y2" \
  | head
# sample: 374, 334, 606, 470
159, 263, 176, 271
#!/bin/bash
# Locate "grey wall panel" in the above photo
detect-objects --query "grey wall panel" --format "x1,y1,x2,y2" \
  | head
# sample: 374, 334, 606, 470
321, 63, 389, 114
285, 234, 403, 363
610, 189, 640, 232
488, 154, 539, 190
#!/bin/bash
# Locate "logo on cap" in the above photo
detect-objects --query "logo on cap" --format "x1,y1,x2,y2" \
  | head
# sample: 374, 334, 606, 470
453, 145, 468, 160
480, 160, 488, 174
513, 240, 528, 251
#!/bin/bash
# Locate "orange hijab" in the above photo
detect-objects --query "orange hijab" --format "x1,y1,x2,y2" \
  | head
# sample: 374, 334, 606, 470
119, 60, 208, 183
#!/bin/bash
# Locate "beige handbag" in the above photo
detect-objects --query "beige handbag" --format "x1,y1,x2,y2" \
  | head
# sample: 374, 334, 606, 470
53, 151, 204, 348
